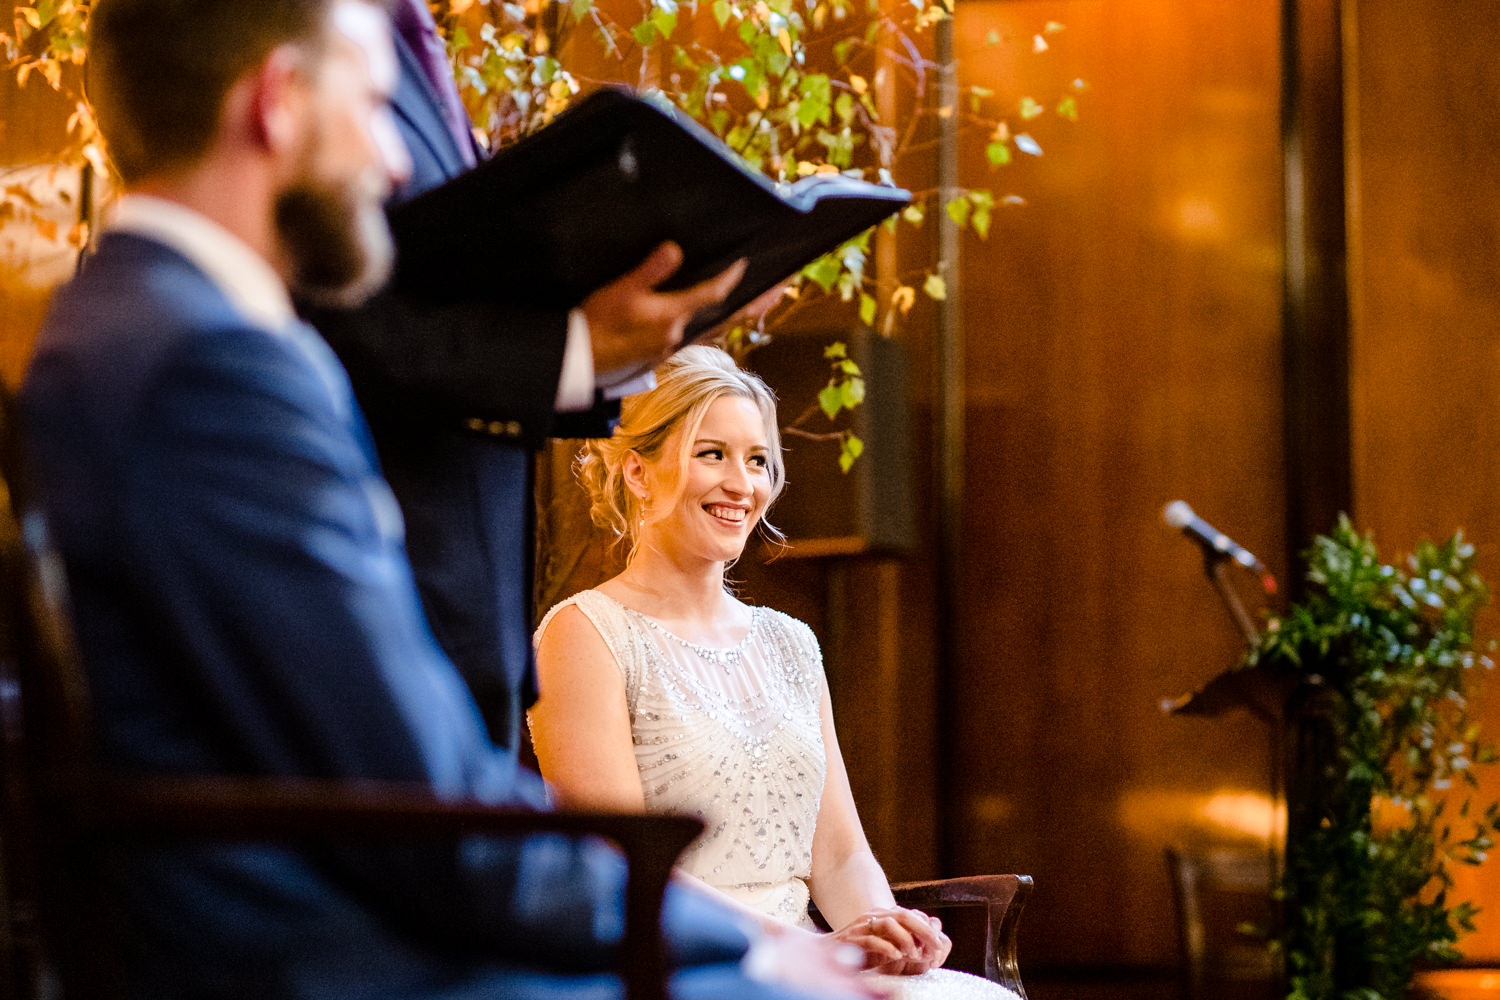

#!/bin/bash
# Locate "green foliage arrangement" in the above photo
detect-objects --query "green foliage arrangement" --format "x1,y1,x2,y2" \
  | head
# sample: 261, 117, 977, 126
1240, 516, 1500, 1000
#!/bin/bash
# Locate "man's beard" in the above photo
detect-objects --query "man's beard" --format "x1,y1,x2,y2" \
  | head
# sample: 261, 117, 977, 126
274, 174, 394, 309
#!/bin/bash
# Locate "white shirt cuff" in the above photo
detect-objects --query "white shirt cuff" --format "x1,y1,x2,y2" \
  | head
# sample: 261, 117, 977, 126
601, 371, 656, 400
554, 308, 595, 413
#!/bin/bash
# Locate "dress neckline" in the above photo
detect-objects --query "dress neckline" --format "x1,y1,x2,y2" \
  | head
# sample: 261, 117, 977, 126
594, 591, 763, 672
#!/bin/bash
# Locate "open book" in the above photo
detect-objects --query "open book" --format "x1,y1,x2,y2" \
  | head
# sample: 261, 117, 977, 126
388, 87, 912, 340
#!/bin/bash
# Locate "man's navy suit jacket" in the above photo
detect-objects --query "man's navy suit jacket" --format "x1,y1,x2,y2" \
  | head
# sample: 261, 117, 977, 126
312, 29, 617, 750
19, 231, 765, 1000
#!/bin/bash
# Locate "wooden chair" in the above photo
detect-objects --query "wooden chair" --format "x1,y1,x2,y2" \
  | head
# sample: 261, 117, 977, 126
1165, 844, 1279, 1000
888, 875, 1033, 997
0, 397, 699, 1000
807, 874, 1032, 997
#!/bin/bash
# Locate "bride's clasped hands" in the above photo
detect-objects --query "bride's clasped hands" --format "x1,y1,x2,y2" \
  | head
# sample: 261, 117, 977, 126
832, 908, 953, 977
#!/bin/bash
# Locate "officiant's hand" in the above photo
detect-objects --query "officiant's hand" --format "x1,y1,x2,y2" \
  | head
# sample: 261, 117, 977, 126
581, 241, 746, 376
832, 907, 952, 977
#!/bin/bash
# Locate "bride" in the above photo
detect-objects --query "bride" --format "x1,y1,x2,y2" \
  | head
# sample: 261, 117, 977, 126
531, 346, 1018, 999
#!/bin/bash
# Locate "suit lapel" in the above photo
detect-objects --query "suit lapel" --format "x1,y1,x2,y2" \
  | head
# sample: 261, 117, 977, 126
392, 35, 471, 183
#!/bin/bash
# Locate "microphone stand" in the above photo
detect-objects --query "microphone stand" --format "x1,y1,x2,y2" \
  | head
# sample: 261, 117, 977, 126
1192, 547, 1284, 980
1205, 552, 1260, 645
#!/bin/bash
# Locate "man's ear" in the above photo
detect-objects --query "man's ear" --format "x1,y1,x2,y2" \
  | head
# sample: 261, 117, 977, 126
241, 44, 312, 156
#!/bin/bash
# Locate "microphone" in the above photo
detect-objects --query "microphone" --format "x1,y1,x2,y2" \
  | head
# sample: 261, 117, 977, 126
1162, 500, 1277, 594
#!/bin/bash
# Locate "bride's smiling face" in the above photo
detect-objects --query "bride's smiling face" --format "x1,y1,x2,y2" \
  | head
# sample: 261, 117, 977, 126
637, 394, 773, 565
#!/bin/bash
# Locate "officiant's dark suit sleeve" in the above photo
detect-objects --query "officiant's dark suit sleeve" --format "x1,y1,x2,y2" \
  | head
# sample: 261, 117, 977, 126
313, 38, 617, 446
308, 30, 617, 748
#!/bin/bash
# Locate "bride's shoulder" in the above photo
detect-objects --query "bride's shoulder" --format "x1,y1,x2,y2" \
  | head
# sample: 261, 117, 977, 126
535, 588, 631, 640
755, 604, 820, 649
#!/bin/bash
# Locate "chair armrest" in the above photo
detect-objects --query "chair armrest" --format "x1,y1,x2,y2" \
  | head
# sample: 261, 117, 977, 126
65, 775, 703, 1000
891, 874, 1032, 999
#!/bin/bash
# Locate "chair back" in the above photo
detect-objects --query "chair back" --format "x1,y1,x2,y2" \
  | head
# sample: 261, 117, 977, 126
0, 385, 125, 998
1166, 844, 1279, 1000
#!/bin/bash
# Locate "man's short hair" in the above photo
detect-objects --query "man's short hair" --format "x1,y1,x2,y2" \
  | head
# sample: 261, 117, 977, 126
86, 0, 361, 184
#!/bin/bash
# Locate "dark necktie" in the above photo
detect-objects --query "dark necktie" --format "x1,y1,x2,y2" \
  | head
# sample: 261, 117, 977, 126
392, 0, 477, 169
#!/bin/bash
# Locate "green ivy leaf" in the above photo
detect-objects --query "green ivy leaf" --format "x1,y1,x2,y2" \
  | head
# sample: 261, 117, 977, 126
650, 6, 677, 40
834, 92, 855, 124
802, 254, 841, 292
923, 274, 947, 300
1057, 95, 1079, 121
632, 20, 658, 46
573, 0, 594, 17
859, 292, 877, 327
945, 195, 971, 227
818, 383, 843, 420
1019, 96, 1044, 120
712, 0, 733, 27
840, 376, 865, 407
972, 206, 991, 239
823, 342, 848, 360
838, 433, 864, 473
986, 142, 1011, 167
797, 74, 832, 127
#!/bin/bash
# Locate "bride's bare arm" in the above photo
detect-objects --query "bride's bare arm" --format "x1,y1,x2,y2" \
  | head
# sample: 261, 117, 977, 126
808, 686, 953, 976
530, 604, 648, 812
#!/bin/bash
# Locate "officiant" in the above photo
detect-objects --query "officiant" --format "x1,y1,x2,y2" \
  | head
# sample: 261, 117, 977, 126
306, 0, 748, 750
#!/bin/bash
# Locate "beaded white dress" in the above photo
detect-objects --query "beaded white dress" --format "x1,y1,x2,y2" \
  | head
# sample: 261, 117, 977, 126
534, 590, 1020, 1000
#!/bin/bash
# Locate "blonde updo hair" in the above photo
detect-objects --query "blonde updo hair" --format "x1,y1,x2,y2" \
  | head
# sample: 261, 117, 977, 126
576, 345, 785, 562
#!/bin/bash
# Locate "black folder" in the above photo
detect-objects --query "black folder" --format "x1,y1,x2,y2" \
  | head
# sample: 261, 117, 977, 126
388, 88, 912, 340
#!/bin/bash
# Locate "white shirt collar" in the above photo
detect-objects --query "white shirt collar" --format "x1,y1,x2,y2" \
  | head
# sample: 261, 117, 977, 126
108, 194, 295, 332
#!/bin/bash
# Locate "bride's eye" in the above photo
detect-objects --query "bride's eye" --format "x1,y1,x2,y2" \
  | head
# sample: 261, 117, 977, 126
696, 448, 723, 461
748, 454, 769, 469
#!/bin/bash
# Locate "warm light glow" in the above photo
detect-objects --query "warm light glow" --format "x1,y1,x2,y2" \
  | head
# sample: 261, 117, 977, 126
1117, 787, 1282, 843
1171, 195, 1225, 243
1412, 969, 1500, 1000
1200, 790, 1284, 839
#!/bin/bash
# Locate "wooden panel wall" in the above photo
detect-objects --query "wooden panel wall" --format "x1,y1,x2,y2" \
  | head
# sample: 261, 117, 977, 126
935, 0, 1287, 967
740, 0, 1291, 974
1346, 0, 1500, 962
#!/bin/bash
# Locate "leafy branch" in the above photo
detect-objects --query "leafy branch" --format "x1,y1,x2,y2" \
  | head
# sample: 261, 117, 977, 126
439, 0, 1081, 463
4, 0, 1083, 469
781, 340, 864, 472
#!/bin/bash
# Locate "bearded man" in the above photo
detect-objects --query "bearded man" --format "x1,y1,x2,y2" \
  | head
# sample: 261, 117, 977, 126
17, 1, 874, 998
